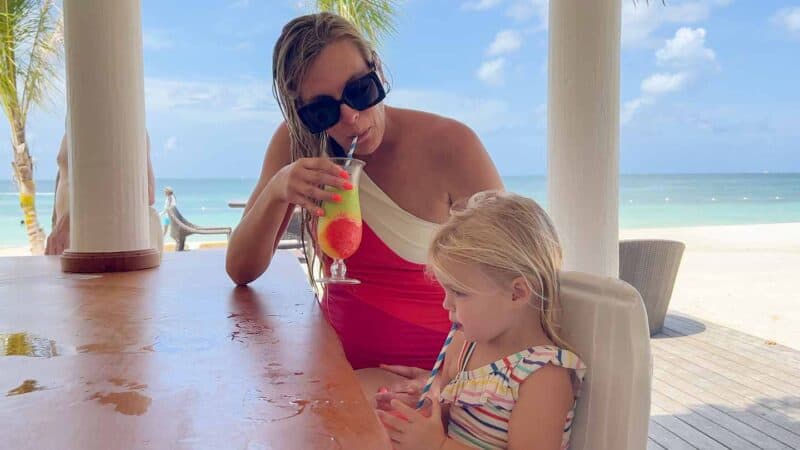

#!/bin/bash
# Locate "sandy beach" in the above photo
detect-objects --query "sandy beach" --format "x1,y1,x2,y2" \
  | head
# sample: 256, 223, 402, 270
3, 222, 799, 349
620, 222, 800, 350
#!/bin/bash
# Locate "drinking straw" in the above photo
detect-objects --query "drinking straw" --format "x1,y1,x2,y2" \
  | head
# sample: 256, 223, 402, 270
416, 322, 458, 409
344, 135, 358, 167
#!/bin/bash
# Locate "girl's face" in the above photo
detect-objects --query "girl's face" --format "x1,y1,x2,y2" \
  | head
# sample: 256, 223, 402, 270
437, 258, 519, 344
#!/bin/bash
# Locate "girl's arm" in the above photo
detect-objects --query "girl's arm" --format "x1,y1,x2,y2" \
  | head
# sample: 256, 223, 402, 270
507, 364, 574, 450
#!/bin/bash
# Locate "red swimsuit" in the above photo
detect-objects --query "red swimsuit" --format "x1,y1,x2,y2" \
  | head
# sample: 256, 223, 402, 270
320, 172, 450, 370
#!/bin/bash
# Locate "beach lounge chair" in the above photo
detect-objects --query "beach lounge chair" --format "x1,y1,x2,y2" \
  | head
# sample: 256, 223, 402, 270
619, 239, 686, 336
277, 207, 303, 250
560, 271, 652, 450
166, 206, 232, 251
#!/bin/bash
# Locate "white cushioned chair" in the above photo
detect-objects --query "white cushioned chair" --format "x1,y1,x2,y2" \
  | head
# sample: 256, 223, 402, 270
559, 271, 652, 450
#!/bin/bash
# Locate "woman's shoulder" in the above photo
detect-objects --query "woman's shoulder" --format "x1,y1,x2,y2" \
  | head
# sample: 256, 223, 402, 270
390, 107, 501, 194
392, 108, 499, 172
392, 107, 478, 150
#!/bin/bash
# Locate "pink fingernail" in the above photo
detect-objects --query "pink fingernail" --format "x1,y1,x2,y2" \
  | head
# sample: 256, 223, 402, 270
340, 170, 349, 180
343, 181, 353, 190
315, 208, 325, 217
332, 193, 342, 202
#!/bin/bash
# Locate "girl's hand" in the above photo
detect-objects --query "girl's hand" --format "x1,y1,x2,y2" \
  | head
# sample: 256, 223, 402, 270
376, 394, 447, 450
270, 157, 352, 215
375, 364, 429, 411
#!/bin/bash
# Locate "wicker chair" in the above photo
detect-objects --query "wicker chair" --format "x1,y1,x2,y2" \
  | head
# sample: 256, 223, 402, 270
618, 239, 686, 336
167, 206, 232, 251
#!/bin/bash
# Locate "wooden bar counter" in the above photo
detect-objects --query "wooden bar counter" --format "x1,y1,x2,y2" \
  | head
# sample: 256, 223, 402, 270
0, 250, 391, 449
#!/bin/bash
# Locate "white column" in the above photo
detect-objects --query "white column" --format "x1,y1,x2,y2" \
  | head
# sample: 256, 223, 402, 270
63, 0, 150, 254
547, 0, 621, 278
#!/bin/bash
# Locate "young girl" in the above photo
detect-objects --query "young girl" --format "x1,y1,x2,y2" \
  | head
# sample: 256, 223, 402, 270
376, 191, 586, 450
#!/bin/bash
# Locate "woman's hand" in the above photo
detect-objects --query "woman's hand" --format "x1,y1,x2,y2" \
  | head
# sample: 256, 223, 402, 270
375, 364, 430, 411
270, 157, 352, 216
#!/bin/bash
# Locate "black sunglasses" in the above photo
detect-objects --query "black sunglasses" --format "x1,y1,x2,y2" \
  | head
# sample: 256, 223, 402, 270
297, 71, 386, 133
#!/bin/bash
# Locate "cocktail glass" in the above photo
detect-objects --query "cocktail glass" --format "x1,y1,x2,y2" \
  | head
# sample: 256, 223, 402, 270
316, 157, 365, 284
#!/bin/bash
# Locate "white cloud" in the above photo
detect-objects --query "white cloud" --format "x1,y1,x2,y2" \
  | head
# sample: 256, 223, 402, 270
164, 136, 178, 152
506, 0, 548, 29
487, 30, 523, 56
476, 58, 506, 85
772, 7, 800, 37
231, 41, 254, 51
624, 23, 721, 124
462, 0, 504, 11
143, 30, 174, 51
641, 72, 690, 95
390, 88, 521, 134
656, 27, 716, 68
622, 0, 729, 48
144, 78, 282, 124
621, 97, 654, 125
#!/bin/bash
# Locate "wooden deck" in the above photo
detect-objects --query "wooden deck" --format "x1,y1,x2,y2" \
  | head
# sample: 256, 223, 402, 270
648, 313, 800, 449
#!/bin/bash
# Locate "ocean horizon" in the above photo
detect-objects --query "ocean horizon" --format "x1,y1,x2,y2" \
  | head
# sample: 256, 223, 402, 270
2, 173, 799, 249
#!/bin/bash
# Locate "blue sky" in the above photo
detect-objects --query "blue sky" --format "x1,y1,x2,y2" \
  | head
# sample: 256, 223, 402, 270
1, 0, 799, 179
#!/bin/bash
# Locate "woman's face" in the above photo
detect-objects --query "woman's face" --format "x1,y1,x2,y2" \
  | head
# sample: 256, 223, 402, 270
297, 40, 386, 156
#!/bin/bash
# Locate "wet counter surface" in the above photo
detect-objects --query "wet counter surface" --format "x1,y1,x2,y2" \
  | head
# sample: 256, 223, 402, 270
0, 250, 390, 449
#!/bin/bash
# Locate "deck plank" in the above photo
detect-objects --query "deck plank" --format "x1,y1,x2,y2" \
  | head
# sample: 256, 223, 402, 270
655, 330, 800, 406
647, 312, 800, 449
652, 345, 800, 440
651, 389, 760, 449
648, 420, 698, 450
652, 377, 788, 448
650, 402, 728, 449
665, 315, 800, 368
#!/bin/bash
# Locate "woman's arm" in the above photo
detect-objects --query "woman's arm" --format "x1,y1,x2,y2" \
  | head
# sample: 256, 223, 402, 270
226, 124, 296, 285
507, 364, 574, 450
433, 119, 504, 203
225, 123, 349, 285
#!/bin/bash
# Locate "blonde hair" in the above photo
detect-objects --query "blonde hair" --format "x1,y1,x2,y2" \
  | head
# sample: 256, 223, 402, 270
271, 12, 387, 287
428, 191, 574, 352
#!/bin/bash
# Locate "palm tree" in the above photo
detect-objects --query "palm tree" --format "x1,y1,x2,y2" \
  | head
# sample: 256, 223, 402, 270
313, 0, 400, 45
0, 0, 62, 255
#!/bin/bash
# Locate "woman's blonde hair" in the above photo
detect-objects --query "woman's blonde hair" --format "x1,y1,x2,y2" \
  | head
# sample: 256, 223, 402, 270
428, 191, 574, 352
271, 12, 387, 288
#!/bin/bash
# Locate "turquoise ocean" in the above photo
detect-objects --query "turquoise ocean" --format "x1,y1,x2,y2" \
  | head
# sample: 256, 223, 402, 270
2, 173, 799, 249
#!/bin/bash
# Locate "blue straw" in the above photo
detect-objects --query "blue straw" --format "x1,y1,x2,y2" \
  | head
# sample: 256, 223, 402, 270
346, 135, 358, 159
344, 135, 358, 168
416, 322, 458, 409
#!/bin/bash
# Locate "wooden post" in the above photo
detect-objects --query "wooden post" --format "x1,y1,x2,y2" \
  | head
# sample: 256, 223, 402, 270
61, 0, 158, 273
547, 0, 622, 278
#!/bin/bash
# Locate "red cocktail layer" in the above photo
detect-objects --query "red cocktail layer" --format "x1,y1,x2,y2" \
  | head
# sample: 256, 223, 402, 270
320, 216, 362, 259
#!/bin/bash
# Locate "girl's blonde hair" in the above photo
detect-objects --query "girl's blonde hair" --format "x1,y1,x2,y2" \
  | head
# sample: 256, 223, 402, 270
428, 191, 574, 352
271, 12, 388, 287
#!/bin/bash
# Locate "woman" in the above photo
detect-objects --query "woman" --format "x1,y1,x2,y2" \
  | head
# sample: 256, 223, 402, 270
225, 12, 502, 371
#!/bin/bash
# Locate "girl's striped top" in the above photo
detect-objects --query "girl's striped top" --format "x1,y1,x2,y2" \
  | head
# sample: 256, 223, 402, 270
440, 341, 586, 449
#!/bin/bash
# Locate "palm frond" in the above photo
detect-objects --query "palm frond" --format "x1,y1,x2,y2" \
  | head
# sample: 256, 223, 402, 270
20, 0, 61, 121
0, 0, 62, 132
314, 0, 400, 46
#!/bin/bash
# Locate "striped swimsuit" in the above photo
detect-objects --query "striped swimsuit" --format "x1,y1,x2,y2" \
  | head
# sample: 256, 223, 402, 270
440, 341, 586, 449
